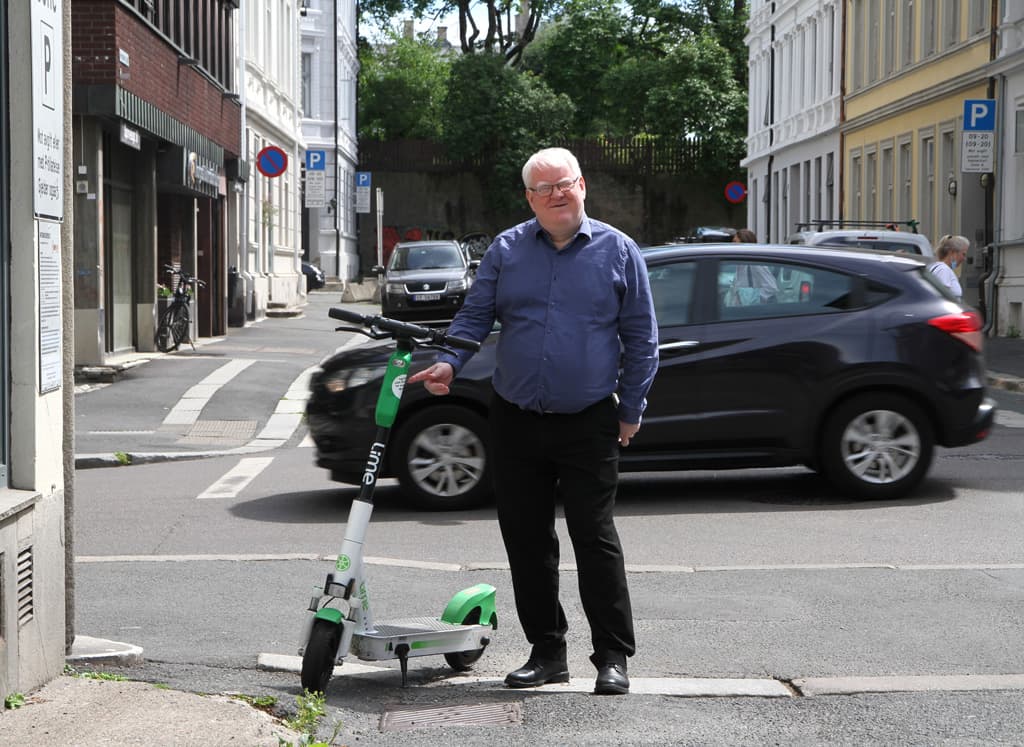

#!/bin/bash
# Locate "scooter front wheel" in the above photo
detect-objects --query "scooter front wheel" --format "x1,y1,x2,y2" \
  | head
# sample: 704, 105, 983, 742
443, 608, 485, 671
301, 618, 342, 693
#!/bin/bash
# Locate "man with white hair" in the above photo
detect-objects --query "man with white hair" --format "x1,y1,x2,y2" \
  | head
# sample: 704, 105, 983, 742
409, 147, 659, 695
931, 235, 969, 301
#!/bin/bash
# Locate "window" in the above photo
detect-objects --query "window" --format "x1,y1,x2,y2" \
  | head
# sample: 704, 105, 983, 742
884, 0, 896, 75
898, 138, 913, 219
869, 0, 881, 82
901, 0, 916, 67
920, 132, 936, 238
301, 53, 313, 118
923, 0, 937, 57
1017, 108, 1024, 154
850, 151, 863, 220
882, 144, 895, 219
969, 0, 987, 34
943, 0, 960, 48
718, 260, 855, 320
648, 261, 697, 327
852, 0, 866, 89
866, 150, 878, 221
940, 127, 956, 237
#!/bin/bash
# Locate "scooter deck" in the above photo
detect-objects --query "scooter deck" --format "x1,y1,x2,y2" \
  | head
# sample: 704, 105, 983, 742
350, 617, 491, 661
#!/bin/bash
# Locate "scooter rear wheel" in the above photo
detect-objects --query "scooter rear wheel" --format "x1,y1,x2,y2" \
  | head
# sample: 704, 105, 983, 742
301, 618, 342, 693
443, 608, 485, 671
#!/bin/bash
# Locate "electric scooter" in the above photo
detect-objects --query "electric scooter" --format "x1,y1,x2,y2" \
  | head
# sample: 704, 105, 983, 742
298, 307, 498, 693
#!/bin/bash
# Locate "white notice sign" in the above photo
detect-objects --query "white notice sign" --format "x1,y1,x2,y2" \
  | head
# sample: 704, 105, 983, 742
356, 186, 371, 213
305, 170, 326, 208
961, 131, 994, 173
38, 220, 62, 394
31, 0, 64, 220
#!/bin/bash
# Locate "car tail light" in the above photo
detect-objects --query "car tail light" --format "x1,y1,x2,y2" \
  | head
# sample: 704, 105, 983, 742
928, 310, 983, 352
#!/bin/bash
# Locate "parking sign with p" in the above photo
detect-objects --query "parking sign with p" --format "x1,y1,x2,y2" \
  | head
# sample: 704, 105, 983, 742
305, 150, 326, 171
963, 99, 996, 131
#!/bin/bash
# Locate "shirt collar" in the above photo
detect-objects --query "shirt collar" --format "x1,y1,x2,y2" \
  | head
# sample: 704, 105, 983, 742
531, 215, 593, 249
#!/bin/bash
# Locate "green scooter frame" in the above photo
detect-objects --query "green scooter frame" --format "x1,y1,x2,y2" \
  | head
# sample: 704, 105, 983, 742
298, 308, 497, 693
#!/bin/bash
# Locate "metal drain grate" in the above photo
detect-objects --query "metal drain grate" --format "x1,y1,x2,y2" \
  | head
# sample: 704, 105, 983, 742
380, 702, 522, 732
179, 420, 257, 444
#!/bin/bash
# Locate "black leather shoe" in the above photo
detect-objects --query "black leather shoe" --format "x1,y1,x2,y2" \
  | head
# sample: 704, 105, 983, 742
504, 659, 570, 688
594, 663, 629, 695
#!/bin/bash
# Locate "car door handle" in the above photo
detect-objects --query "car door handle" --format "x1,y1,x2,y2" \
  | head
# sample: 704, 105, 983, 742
659, 340, 700, 351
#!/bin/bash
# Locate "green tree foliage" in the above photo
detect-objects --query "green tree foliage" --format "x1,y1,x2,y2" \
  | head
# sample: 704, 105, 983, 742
358, 35, 452, 140
442, 52, 575, 217
522, 0, 748, 174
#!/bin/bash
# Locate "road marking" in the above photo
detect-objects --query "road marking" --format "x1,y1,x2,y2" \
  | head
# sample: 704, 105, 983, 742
162, 359, 255, 428
197, 457, 274, 500
995, 409, 1024, 428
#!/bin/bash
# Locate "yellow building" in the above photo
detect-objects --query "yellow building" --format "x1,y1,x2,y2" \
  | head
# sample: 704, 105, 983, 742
842, 0, 992, 307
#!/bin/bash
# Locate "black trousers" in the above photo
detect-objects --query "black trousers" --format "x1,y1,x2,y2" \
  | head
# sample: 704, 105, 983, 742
490, 393, 635, 668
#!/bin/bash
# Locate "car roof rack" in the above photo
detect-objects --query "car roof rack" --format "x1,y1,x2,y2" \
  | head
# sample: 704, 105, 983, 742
795, 219, 920, 234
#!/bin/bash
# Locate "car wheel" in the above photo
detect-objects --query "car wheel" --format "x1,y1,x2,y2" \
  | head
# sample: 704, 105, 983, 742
820, 393, 934, 500
392, 405, 491, 510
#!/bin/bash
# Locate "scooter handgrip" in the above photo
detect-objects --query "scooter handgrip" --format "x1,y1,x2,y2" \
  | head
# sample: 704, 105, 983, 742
443, 334, 481, 352
329, 307, 367, 325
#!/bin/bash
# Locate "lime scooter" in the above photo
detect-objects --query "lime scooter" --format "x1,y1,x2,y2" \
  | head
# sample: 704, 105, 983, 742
298, 307, 498, 692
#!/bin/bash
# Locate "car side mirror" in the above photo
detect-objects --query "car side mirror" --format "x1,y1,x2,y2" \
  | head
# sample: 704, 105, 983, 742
372, 265, 385, 275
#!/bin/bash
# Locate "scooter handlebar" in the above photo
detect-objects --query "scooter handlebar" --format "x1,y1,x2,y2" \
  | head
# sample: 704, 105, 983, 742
328, 307, 481, 352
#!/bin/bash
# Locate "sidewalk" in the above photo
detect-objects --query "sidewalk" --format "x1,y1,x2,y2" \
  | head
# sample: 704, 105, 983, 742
984, 334, 1024, 392
0, 637, 303, 745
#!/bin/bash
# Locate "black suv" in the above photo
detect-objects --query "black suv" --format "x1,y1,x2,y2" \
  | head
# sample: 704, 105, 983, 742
308, 243, 995, 509
378, 240, 479, 322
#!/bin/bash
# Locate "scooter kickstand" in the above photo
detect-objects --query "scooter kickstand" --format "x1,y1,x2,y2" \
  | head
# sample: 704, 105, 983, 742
395, 643, 410, 688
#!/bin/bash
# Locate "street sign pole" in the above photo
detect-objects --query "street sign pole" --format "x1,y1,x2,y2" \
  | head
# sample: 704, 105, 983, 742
376, 187, 384, 271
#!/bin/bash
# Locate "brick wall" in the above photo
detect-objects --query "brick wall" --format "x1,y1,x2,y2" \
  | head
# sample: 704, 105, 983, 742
72, 1, 241, 157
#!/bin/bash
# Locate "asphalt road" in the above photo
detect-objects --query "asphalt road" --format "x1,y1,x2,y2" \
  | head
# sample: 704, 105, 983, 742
70, 364, 1024, 744
68, 290, 1024, 743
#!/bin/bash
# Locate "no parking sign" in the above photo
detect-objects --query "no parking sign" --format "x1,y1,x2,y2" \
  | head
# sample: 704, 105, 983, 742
256, 146, 288, 178
724, 181, 747, 204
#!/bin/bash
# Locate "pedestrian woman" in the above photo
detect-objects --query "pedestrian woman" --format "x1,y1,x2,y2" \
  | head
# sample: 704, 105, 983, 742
931, 235, 969, 301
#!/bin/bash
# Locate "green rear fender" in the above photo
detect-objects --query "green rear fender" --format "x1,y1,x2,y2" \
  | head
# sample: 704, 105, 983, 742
441, 583, 497, 628
313, 607, 344, 624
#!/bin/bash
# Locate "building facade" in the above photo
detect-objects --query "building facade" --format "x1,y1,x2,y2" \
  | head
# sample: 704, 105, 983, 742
299, 0, 360, 282
2, 0, 70, 701
240, 0, 305, 314
742, 0, 844, 242
841, 0, 992, 307
71, 0, 243, 362
990, 0, 1024, 335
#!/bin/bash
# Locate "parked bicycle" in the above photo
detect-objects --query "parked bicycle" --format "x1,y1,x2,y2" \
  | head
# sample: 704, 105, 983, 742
155, 265, 205, 352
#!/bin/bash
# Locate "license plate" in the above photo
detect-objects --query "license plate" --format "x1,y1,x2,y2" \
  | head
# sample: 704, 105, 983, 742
412, 293, 441, 302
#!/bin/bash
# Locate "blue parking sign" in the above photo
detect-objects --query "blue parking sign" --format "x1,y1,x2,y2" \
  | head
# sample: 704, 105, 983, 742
356, 172, 371, 188
963, 99, 996, 131
305, 149, 326, 171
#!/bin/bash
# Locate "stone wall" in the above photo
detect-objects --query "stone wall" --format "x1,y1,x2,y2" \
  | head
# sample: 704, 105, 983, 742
355, 169, 747, 275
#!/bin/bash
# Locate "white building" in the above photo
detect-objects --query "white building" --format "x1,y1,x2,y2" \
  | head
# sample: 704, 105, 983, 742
991, 0, 1024, 335
299, 0, 360, 281
741, 0, 843, 242
240, 0, 305, 315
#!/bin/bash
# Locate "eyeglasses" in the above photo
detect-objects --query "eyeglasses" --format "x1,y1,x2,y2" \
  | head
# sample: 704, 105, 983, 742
527, 176, 581, 197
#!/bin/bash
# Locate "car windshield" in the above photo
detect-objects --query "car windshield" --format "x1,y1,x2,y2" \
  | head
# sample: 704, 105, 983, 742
389, 245, 464, 271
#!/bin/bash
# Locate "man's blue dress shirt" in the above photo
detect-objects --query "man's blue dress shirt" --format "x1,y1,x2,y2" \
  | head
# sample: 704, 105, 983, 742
437, 215, 659, 424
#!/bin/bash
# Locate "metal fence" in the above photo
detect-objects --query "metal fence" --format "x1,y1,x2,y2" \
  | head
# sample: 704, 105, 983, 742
358, 137, 709, 175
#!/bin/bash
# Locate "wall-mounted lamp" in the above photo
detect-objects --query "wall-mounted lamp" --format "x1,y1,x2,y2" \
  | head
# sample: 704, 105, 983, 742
299, 0, 311, 16
326, 197, 337, 214
947, 178, 957, 197
980, 173, 993, 189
